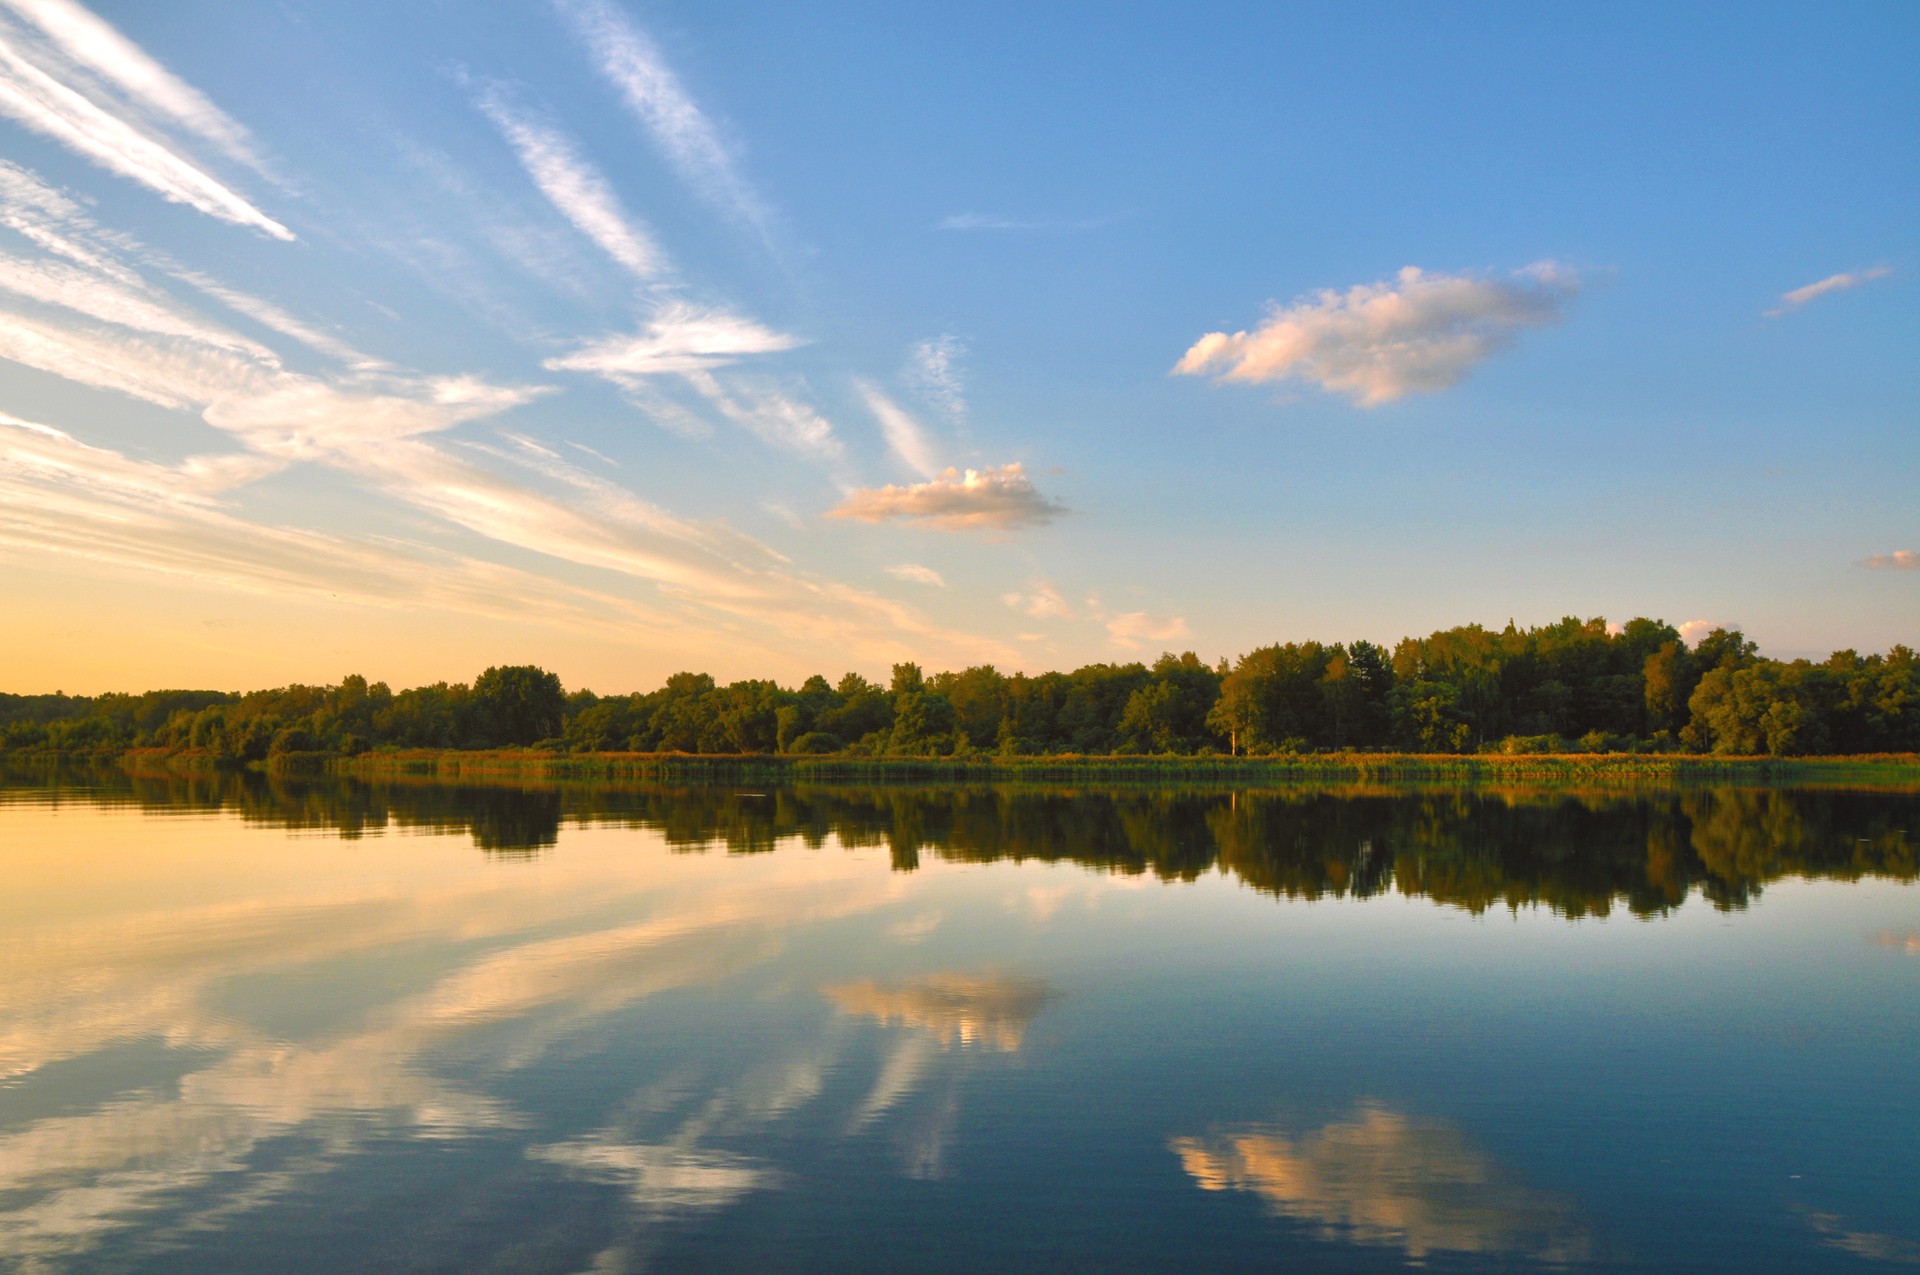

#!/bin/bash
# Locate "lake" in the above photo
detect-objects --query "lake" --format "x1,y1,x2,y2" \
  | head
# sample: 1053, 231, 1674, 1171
2, 769, 1916, 1272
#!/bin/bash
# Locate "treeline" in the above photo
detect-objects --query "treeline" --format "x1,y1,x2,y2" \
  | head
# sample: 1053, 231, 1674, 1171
3, 616, 1916, 761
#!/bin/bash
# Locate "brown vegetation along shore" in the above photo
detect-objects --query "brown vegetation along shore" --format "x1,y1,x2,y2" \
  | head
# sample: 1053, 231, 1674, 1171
80, 745, 1920, 789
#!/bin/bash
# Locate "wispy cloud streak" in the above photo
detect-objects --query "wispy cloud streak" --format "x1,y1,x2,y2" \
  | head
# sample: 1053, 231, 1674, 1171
0, 0, 262, 167
546, 303, 801, 381
683, 371, 843, 463
0, 22, 288, 237
906, 335, 965, 423
887, 563, 944, 588
1765, 266, 1891, 317
475, 87, 666, 282
167, 267, 379, 367
857, 380, 939, 478
0, 249, 273, 357
551, 0, 772, 240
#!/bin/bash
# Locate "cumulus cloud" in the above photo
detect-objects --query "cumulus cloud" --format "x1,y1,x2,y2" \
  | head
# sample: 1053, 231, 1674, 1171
1106, 611, 1190, 647
1677, 619, 1731, 646
858, 380, 939, 478
1860, 549, 1918, 570
0, 17, 289, 237
1766, 266, 1891, 317
829, 464, 1065, 531
552, 0, 772, 240
887, 563, 944, 588
1174, 262, 1579, 406
475, 88, 666, 282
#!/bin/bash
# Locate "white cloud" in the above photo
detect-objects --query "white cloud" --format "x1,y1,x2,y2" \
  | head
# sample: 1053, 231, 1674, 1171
1676, 619, 1731, 646
1170, 1104, 1589, 1264
0, 26, 289, 238
0, 323, 1003, 668
0, 162, 369, 366
1859, 549, 1918, 570
887, 563, 944, 588
0, 249, 273, 357
906, 334, 965, 422
475, 88, 666, 282
0, 307, 259, 408
0, 190, 1021, 672
1004, 580, 1069, 619
0, 411, 663, 627
552, 0, 772, 240
1174, 263, 1579, 406
1766, 266, 1891, 317
529, 1140, 772, 1214
563, 438, 619, 468
0, 0, 262, 168
1107, 611, 1190, 648
168, 267, 378, 367
829, 464, 1065, 531
857, 380, 938, 478
546, 303, 801, 382
0, 156, 139, 281
683, 370, 842, 462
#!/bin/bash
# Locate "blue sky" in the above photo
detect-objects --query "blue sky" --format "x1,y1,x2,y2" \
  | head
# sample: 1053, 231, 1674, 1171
0, 0, 1913, 693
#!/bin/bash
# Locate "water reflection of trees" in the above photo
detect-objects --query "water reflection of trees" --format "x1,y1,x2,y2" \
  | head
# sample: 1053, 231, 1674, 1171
6, 764, 1914, 916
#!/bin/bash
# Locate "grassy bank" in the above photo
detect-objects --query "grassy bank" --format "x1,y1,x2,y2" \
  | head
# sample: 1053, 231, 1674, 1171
6, 746, 1916, 789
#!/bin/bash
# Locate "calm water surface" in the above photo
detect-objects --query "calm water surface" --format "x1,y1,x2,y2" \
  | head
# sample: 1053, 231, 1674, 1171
1, 771, 1916, 1272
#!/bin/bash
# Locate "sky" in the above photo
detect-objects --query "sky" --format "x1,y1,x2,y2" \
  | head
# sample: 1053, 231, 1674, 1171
0, 0, 1913, 695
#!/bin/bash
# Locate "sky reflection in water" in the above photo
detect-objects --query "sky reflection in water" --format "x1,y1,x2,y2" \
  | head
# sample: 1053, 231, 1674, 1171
0, 775, 1916, 1272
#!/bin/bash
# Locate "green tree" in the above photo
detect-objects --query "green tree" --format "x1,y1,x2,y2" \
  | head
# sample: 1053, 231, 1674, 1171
470, 665, 566, 745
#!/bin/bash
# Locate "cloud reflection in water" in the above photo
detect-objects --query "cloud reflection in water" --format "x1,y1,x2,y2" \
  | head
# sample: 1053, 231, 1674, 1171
1171, 1101, 1590, 1264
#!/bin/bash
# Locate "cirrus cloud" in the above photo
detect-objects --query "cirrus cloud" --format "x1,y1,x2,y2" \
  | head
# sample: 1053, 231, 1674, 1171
828, 463, 1065, 531
1174, 263, 1579, 407
886, 563, 944, 588
544, 303, 802, 381
1766, 266, 1891, 318
0, 9, 290, 238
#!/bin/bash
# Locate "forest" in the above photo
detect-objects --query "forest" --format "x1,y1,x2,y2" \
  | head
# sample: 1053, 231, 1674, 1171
2, 616, 1915, 762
